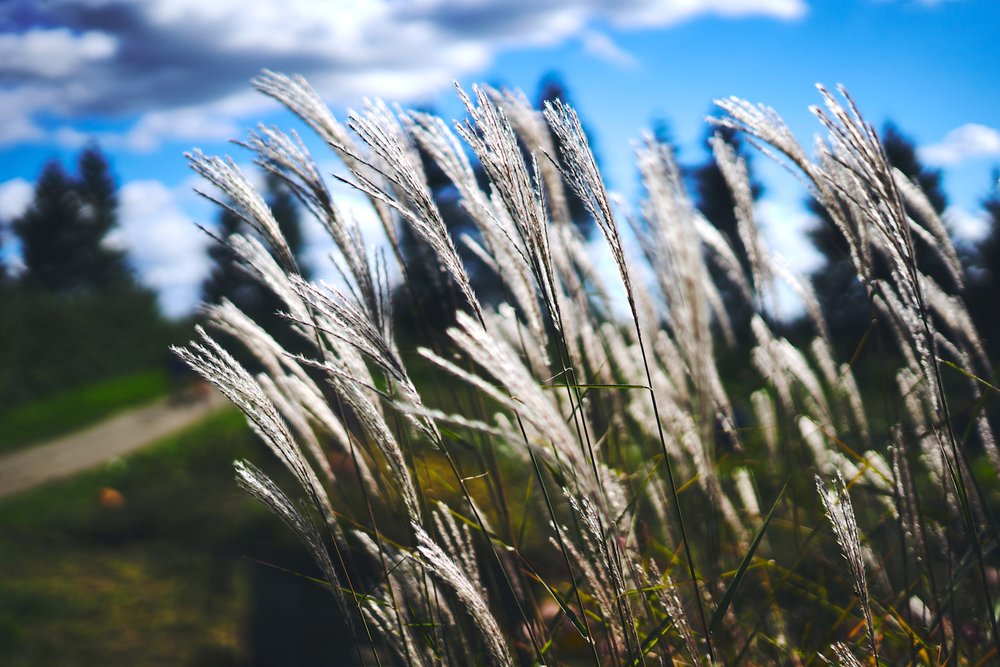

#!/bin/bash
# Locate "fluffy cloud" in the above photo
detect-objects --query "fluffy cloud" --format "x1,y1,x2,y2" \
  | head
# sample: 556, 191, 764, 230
921, 123, 1000, 165
0, 0, 807, 150
945, 205, 989, 242
0, 27, 116, 79
116, 180, 212, 317
0, 178, 33, 221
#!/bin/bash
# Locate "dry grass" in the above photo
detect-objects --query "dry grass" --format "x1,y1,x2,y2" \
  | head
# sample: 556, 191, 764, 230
178, 74, 1000, 665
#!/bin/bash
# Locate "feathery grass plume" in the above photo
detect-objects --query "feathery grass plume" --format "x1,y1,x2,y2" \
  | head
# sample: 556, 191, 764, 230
344, 98, 485, 324
431, 502, 485, 596
644, 560, 702, 665
173, 328, 335, 522
251, 70, 401, 250
241, 122, 390, 327
815, 473, 878, 663
406, 107, 551, 352
892, 167, 963, 290
829, 642, 864, 667
710, 131, 770, 301
565, 490, 640, 659
751, 389, 779, 459
234, 460, 348, 614
187, 150, 299, 273
257, 372, 337, 487
226, 232, 313, 327
413, 523, 513, 667
455, 85, 564, 331
179, 72, 1000, 663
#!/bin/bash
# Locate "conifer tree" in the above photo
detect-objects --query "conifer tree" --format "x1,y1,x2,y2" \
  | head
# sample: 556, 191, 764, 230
14, 146, 132, 294
969, 170, 1000, 351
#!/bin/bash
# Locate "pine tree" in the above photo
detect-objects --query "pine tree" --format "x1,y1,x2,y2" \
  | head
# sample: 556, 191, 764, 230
76, 144, 130, 289
969, 170, 1000, 352
15, 160, 85, 292
14, 146, 132, 294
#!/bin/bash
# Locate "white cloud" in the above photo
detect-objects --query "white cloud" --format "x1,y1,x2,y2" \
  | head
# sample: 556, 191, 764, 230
0, 0, 808, 150
755, 198, 823, 274
945, 205, 989, 242
580, 29, 639, 68
610, 0, 806, 25
117, 180, 211, 317
921, 123, 1000, 165
0, 28, 116, 79
119, 107, 243, 152
0, 178, 33, 221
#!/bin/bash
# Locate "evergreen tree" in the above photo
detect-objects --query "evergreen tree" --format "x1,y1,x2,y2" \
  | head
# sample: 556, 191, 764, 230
15, 160, 87, 292
14, 147, 132, 294
76, 145, 130, 289
969, 170, 1000, 352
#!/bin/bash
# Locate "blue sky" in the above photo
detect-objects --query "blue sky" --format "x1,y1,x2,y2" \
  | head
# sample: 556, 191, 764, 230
1, 0, 998, 317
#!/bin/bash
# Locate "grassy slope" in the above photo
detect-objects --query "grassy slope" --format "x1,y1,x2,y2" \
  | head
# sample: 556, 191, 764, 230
0, 408, 304, 667
0, 370, 168, 454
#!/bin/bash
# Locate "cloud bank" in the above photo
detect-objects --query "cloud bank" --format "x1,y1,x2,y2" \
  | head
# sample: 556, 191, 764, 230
0, 0, 806, 149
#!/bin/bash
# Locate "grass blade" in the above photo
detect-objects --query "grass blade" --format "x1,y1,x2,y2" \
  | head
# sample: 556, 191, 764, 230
708, 480, 788, 638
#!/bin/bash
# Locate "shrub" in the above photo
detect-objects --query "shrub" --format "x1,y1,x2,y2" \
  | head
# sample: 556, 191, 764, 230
177, 73, 1000, 665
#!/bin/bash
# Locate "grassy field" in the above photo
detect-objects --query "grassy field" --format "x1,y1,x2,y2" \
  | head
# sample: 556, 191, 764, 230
0, 407, 344, 667
0, 370, 169, 454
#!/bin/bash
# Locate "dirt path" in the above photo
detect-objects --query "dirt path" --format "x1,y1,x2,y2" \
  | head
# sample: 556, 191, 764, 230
0, 392, 228, 499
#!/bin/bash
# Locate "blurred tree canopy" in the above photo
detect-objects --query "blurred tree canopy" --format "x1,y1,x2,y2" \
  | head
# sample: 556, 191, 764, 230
14, 147, 133, 294
1, 145, 180, 409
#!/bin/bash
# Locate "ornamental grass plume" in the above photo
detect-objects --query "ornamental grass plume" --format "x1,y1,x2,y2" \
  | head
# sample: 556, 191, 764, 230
177, 72, 1000, 664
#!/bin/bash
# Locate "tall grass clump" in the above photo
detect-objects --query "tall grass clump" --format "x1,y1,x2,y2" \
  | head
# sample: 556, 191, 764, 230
177, 73, 1000, 665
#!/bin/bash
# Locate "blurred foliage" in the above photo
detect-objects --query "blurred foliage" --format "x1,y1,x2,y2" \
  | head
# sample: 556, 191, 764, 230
0, 287, 186, 409
1, 144, 187, 409
0, 408, 349, 667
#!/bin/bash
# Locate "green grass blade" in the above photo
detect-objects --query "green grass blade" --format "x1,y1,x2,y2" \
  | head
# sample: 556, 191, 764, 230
708, 480, 787, 638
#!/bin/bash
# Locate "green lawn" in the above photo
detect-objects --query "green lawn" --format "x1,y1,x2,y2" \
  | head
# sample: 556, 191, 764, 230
0, 408, 344, 667
0, 370, 168, 454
